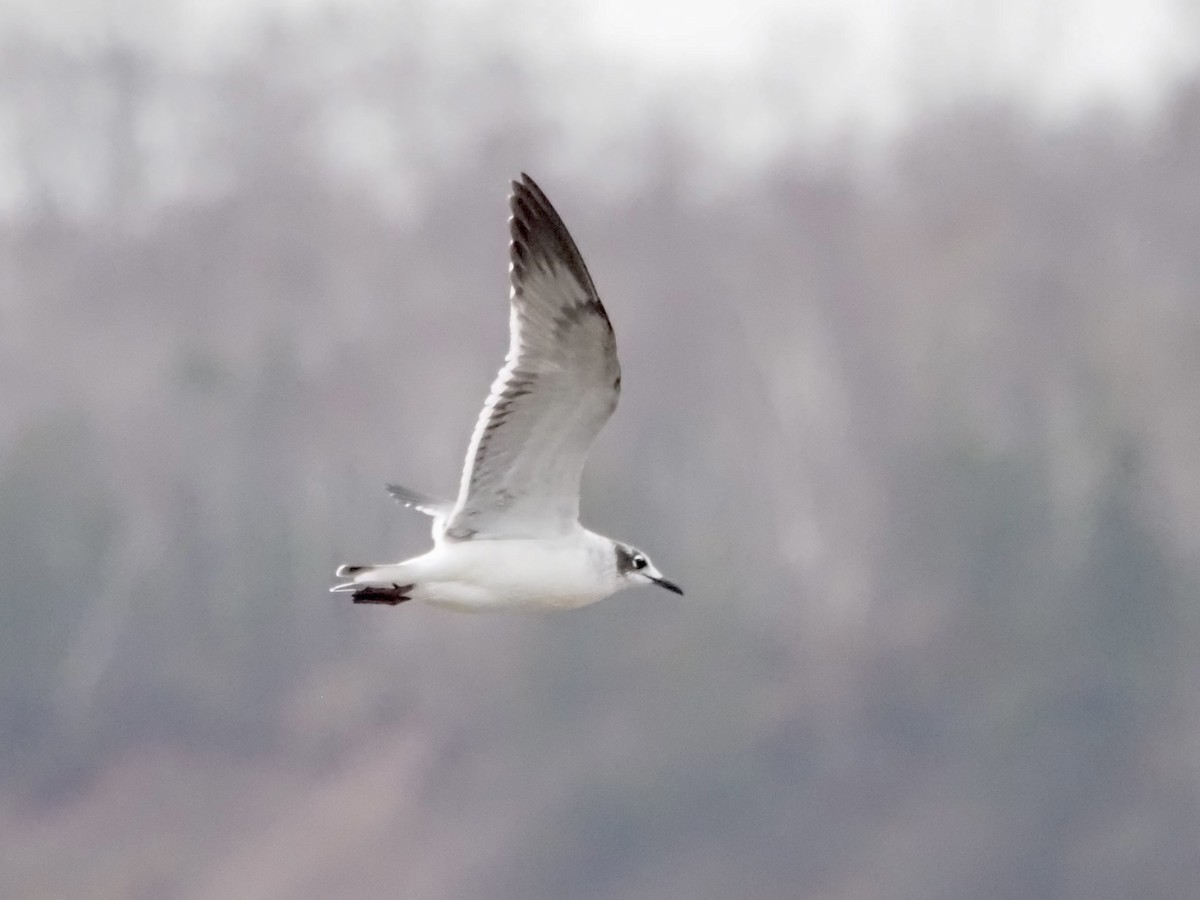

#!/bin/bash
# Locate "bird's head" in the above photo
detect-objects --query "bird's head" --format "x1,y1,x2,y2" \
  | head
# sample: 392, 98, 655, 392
614, 542, 683, 596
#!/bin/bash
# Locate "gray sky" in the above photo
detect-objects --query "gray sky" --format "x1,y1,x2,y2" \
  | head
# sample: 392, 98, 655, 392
1, 0, 1198, 215
8, 0, 1197, 125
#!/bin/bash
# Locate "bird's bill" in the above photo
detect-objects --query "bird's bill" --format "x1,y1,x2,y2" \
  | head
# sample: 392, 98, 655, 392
650, 575, 684, 595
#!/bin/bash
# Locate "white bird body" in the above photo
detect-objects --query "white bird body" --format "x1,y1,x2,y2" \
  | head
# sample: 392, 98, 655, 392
332, 174, 681, 611
342, 527, 619, 612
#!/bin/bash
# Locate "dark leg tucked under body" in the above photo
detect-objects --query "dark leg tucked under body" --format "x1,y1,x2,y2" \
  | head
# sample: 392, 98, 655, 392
351, 584, 414, 606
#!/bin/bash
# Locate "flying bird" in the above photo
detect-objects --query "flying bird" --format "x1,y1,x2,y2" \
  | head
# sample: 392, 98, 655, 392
331, 174, 682, 610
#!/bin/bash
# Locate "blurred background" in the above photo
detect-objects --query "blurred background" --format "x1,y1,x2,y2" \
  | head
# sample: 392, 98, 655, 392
3, 0, 1200, 897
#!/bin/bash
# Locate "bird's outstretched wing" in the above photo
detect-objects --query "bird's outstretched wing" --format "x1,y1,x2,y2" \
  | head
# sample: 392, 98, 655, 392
386, 483, 453, 541
386, 484, 450, 518
442, 174, 621, 540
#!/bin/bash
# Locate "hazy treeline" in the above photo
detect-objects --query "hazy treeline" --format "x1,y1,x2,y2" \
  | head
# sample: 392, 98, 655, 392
2, 21, 1199, 900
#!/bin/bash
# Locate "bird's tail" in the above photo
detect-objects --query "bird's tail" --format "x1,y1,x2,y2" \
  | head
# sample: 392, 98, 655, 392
330, 562, 414, 594
331, 563, 374, 592
330, 566, 414, 605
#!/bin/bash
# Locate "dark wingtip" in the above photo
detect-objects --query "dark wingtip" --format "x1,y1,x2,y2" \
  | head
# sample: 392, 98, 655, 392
511, 172, 537, 198
506, 172, 602, 306
510, 173, 555, 220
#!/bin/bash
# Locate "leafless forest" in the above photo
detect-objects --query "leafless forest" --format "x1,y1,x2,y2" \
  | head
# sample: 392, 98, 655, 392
3, 12, 1200, 900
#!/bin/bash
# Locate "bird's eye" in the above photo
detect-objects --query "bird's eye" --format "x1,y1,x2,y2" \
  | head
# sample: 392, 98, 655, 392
632, 555, 647, 570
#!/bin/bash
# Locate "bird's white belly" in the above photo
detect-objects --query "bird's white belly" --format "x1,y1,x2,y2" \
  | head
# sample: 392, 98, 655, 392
405, 535, 611, 612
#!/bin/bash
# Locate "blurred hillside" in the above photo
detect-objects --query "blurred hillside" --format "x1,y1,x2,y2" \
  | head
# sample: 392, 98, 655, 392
2, 12, 1200, 900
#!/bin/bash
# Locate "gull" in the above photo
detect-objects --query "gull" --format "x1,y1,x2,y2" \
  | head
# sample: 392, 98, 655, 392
331, 174, 682, 610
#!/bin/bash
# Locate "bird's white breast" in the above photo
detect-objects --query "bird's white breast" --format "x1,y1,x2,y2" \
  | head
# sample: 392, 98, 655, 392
411, 528, 615, 611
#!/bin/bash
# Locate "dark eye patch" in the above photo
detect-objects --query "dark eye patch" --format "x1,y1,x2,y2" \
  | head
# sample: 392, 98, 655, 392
616, 545, 648, 575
